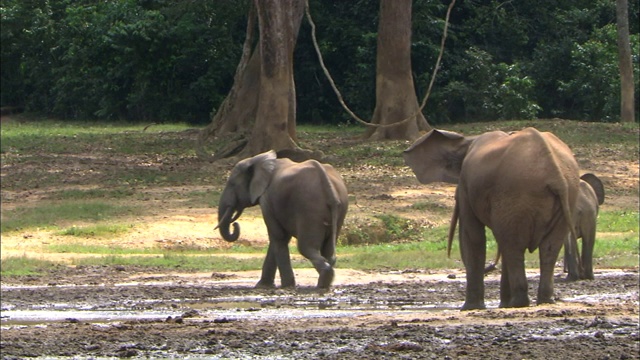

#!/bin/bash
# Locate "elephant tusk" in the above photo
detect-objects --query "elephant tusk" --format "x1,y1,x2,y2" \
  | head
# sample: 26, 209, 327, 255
231, 209, 244, 222
214, 207, 233, 230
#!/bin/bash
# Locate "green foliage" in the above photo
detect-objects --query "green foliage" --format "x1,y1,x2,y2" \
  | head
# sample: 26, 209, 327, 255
2, 0, 638, 123
342, 215, 443, 246
558, 25, 640, 122
1, 0, 246, 123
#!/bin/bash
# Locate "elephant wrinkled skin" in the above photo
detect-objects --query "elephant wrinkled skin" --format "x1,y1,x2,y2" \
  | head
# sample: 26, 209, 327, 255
216, 151, 348, 289
404, 128, 580, 310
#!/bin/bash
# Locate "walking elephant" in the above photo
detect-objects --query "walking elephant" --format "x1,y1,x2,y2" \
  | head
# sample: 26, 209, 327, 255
215, 150, 348, 289
564, 173, 605, 281
404, 128, 580, 309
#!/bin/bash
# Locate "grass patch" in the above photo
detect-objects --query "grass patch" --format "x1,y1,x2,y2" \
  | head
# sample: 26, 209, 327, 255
56, 224, 134, 238
410, 201, 451, 214
70, 253, 266, 272
0, 120, 196, 155
0, 256, 59, 276
0, 201, 135, 233
341, 214, 435, 245
598, 210, 639, 233
48, 188, 136, 200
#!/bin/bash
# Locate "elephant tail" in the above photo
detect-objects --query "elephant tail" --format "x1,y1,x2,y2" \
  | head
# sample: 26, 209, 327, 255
309, 160, 342, 259
485, 250, 501, 274
447, 200, 459, 258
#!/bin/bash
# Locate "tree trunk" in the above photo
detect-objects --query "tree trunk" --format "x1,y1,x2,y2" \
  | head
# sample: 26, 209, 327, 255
197, 0, 305, 161
364, 0, 430, 141
243, 0, 300, 156
616, 0, 635, 123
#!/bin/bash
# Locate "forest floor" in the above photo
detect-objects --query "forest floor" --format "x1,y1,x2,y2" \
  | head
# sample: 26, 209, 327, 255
1, 118, 638, 359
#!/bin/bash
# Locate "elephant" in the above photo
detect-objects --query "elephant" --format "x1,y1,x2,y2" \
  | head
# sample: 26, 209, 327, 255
484, 173, 605, 280
564, 173, 605, 281
215, 150, 348, 289
404, 128, 580, 310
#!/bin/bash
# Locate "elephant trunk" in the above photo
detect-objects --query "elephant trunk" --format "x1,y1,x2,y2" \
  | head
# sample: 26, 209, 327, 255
217, 205, 241, 242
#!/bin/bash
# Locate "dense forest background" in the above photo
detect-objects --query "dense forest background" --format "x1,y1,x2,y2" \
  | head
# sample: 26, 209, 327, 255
1, 0, 638, 125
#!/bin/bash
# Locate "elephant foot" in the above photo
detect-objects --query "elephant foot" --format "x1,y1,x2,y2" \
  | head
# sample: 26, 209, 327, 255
255, 280, 276, 289
565, 273, 580, 282
280, 280, 296, 289
461, 301, 486, 311
536, 296, 556, 306
316, 267, 335, 289
502, 295, 530, 308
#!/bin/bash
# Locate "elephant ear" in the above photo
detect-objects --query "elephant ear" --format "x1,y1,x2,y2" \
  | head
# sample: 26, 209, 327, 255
580, 173, 604, 205
249, 150, 277, 205
403, 129, 469, 184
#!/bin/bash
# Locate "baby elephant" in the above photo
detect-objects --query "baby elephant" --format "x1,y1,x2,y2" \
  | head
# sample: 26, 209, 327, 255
216, 150, 348, 289
564, 173, 605, 281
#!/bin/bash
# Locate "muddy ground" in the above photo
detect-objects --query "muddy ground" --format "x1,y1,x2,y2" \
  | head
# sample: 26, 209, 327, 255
1, 119, 639, 358
1, 267, 639, 359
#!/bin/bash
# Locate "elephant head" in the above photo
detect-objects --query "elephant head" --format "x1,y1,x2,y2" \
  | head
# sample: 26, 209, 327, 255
580, 173, 605, 206
216, 150, 277, 242
402, 129, 475, 184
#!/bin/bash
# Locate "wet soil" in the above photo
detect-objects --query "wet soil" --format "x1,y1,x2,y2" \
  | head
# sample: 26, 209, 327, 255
2, 267, 639, 359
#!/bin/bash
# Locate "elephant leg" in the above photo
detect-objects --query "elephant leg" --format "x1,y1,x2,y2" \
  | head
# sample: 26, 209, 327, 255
273, 237, 295, 288
537, 230, 566, 305
581, 226, 596, 280
321, 236, 337, 267
564, 235, 580, 281
299, 236, 334, 289
499, 244, 529, 308
256, 243, 277, 289
459, 212, 487, 310
499, 260, 511, 308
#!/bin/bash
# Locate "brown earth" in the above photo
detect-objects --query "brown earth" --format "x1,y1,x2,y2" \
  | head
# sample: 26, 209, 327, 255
1, 119, 639, 359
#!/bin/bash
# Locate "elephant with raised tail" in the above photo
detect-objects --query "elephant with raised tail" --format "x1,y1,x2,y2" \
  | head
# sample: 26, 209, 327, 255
216, 150, 348, 289
404, 128, 580, 310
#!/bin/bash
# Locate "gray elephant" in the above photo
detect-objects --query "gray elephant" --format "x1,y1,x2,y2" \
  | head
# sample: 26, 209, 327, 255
404, 128, 580, 310
216, 150, 348, 289
564, 173, 605, 281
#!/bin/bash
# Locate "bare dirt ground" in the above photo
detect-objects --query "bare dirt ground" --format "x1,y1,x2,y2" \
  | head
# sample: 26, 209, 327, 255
1, 119, 639, 359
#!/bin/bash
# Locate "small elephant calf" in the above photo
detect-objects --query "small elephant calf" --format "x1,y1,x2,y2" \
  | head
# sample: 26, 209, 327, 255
564, 173, 605, 280
216, 150, 348, 289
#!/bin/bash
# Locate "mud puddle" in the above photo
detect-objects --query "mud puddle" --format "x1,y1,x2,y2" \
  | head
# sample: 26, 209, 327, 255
2, 271, 636, 326
1, 269, 638, 359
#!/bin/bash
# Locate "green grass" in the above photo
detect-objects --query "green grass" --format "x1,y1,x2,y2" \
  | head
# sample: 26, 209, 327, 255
598, 210, 639, 233
57, 224, 134, 238
0, 201, 135, 233
1, 119, 638, 276
0, 256, 59, 276
0, 120, 196, 155
48, 188, 136, 200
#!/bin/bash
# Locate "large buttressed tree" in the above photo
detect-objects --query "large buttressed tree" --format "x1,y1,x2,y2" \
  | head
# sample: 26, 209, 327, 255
364, 0, 431, 140
197, 0, 308, 161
